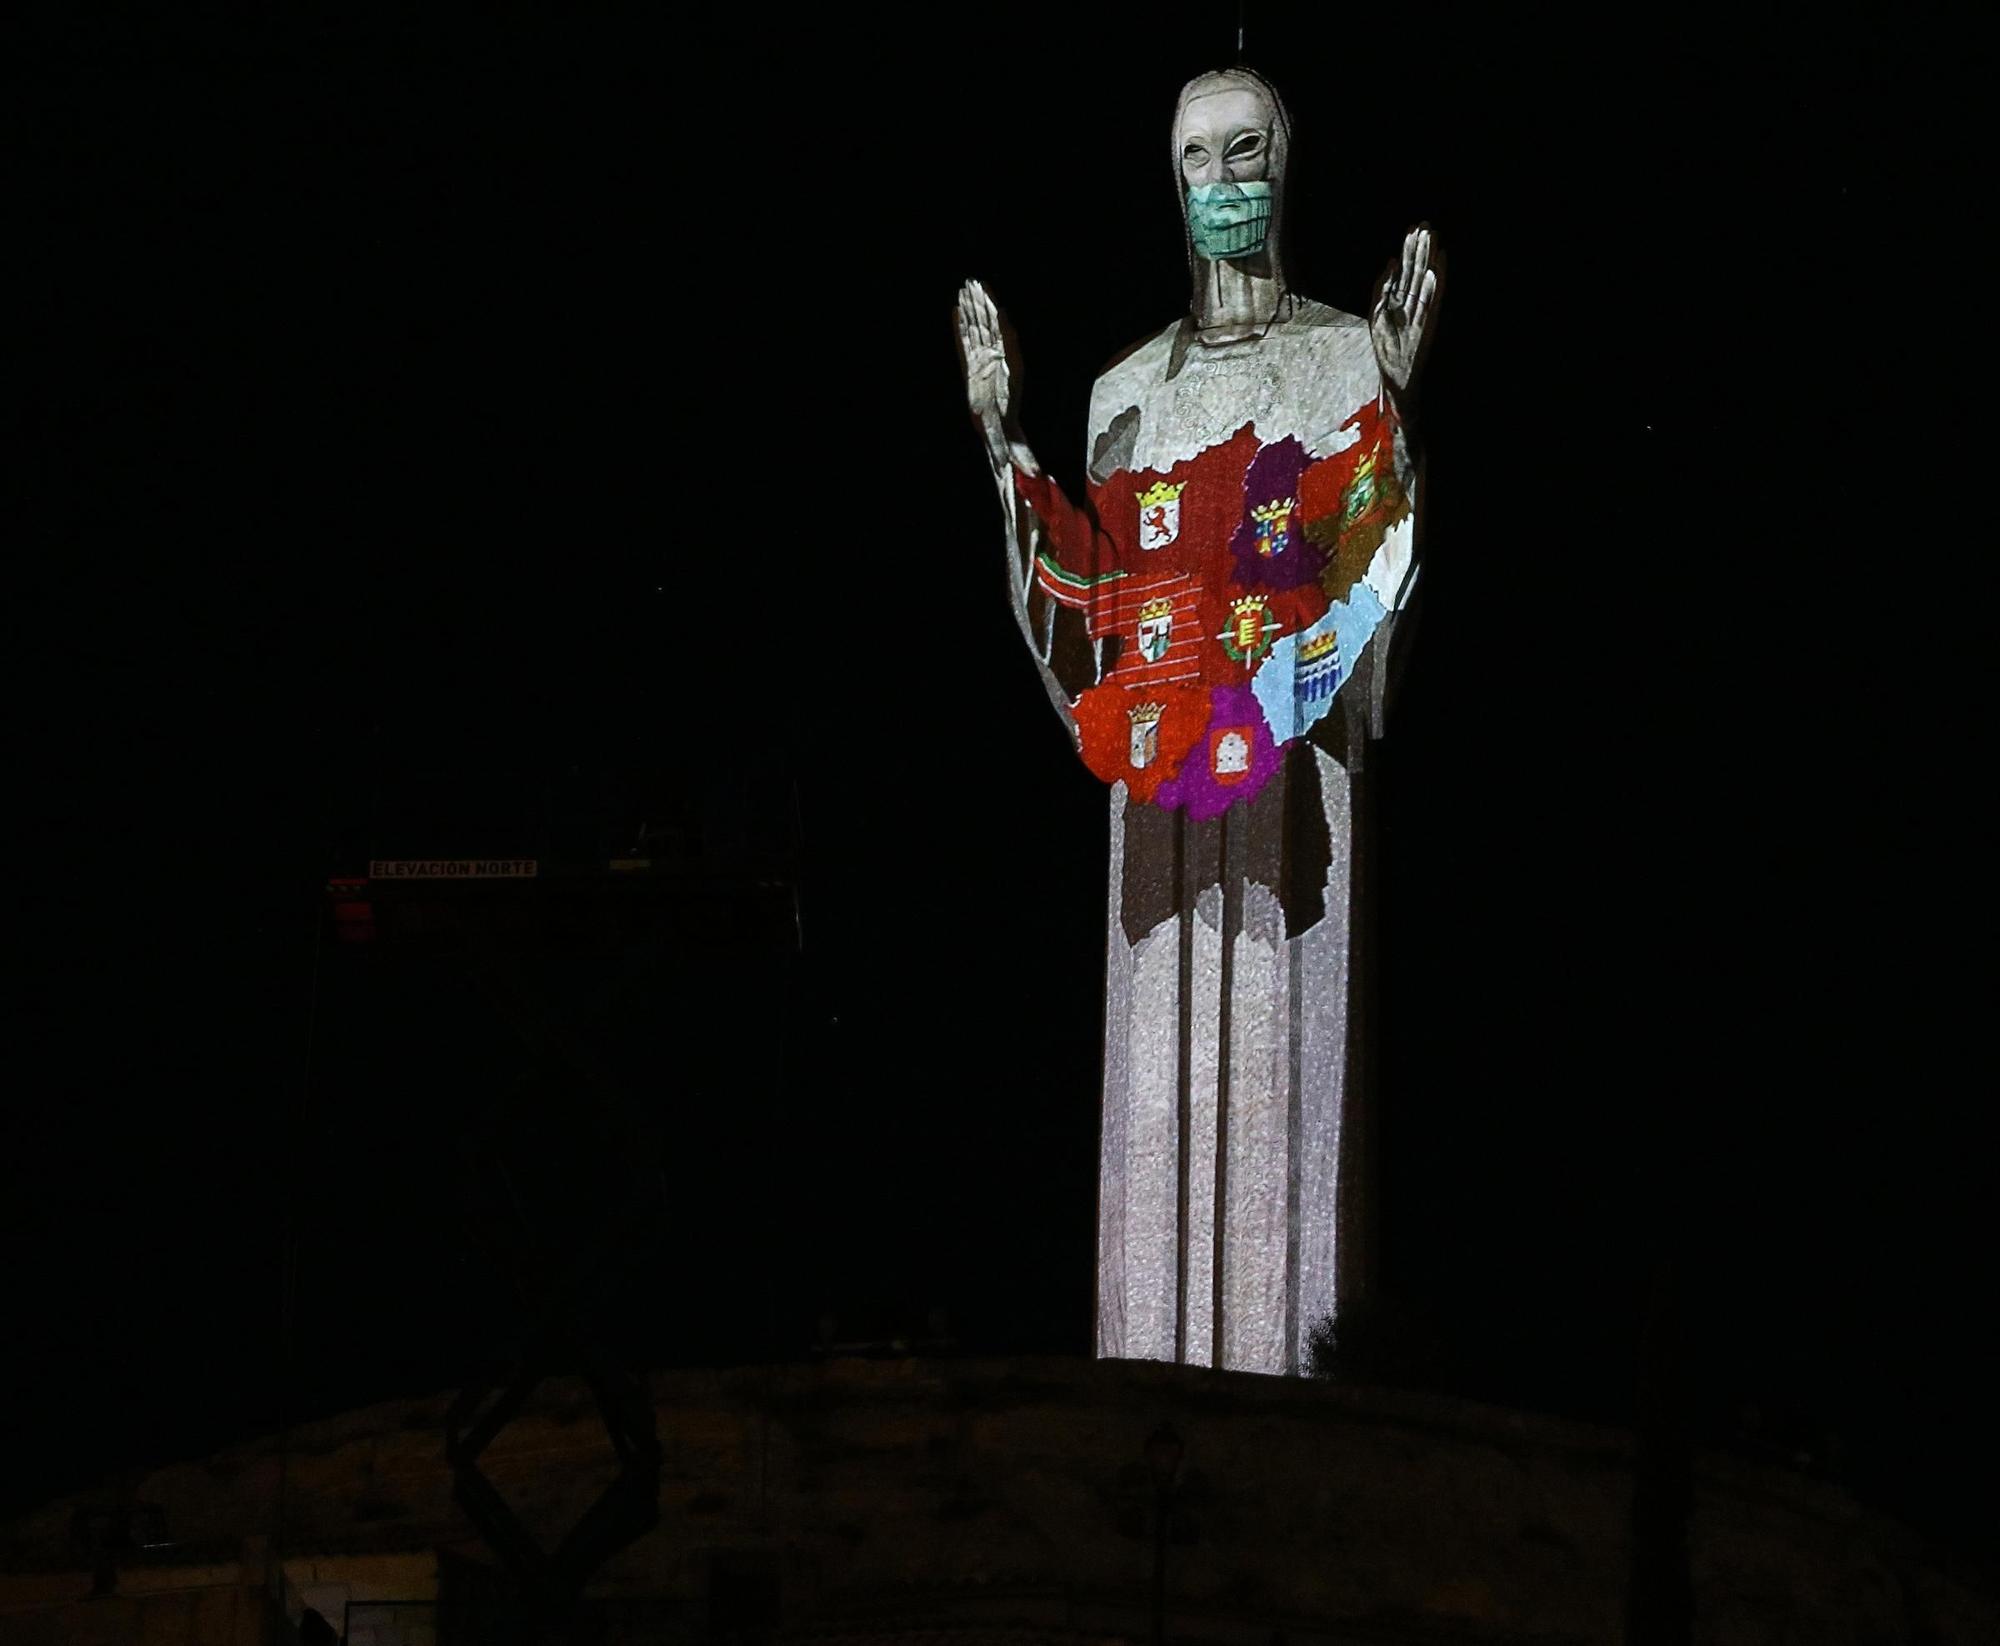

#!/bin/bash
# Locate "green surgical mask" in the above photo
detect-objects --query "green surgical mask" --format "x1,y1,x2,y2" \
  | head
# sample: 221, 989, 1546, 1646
1187, 181, 1273, 260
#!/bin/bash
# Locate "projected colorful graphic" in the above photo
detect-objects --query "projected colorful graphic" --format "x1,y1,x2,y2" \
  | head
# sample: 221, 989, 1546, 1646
1013, 396, 1408, 818
958, 65, 1437, 1376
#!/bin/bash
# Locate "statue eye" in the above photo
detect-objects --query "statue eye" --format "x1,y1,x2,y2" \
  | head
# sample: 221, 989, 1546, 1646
1225, 132, 1265, 160
1182, 143, 1208, 164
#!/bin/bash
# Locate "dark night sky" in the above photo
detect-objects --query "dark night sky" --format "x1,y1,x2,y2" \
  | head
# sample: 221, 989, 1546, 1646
6, 1, 1991, 1559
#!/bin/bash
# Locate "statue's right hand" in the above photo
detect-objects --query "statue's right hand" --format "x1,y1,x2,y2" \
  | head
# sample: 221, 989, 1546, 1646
955, 278, 1017, 442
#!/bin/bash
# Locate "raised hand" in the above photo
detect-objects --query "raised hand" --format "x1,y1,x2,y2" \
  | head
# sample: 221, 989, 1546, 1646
1369, 225, 1438, 398
955, 278, 1024, 470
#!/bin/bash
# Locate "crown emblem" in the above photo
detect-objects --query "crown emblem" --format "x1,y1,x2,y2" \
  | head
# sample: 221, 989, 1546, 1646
1220, 594, 1279, 664
1299, 631, 1340, 664
1138, 597, 1174, 622
1128, 702, 1164, 727
1136, 480, 1186, 509
1250, 496, 1296, 524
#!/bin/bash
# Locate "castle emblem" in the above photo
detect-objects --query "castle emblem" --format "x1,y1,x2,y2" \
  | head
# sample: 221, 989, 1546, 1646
1211, 725, 1253, 783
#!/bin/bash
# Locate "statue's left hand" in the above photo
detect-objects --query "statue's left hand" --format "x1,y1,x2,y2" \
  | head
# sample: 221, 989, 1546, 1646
1369, 224, 1437, 397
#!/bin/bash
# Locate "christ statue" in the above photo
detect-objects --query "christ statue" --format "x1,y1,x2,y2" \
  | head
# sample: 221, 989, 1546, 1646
955, 66, 1438, 1375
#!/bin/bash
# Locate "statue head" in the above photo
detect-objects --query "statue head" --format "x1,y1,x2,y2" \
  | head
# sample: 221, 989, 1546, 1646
1173, 68, 1291, 270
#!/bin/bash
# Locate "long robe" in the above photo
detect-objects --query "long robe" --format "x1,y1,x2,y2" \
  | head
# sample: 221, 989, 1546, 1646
1003, 297, 1419, 1375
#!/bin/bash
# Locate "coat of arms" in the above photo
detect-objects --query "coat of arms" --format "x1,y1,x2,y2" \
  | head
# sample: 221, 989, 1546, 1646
1342, 452, 1379, 527
1211, 726, 1253, 783
1219, 595, 1279, 665
1137, 480, 1185, 551
1136, 598, 1174, 663
1297, 630, 1341, 707
1250, 495, 1296, 557
1129, 702, 1164, 769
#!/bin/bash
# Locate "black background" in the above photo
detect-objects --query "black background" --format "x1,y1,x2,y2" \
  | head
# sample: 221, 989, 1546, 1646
6, 1, 1990, 1560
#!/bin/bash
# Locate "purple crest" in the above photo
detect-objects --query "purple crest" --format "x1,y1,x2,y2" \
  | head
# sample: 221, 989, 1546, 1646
1154, 685, 1286, 820
1229, 436, 1323, 591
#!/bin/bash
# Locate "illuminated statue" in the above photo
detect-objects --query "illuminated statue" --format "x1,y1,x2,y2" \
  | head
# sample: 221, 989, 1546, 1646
956, 67, 1437, 1374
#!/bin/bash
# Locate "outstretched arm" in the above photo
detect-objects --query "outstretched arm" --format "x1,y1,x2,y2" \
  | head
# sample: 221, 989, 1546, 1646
1369, 224, 1439, 500
955, 279, 1102, 719
956, 279, 1041, 482
1362, 226, 1441, 738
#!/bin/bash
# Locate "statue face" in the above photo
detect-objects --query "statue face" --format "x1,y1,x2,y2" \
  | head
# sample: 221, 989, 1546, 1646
1178, 85, 1277, 261
1176, 86, 1276, 188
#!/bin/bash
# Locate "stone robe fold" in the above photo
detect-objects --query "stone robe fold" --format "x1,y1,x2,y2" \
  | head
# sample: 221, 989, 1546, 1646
1009, 299, 1418, 1375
